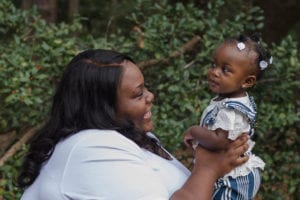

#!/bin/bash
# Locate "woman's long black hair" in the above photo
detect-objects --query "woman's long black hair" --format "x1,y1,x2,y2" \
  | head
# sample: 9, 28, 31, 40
17, 49, 167, 188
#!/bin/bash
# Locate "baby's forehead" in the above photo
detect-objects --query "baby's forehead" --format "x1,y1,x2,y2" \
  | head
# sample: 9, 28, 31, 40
218, 41, 258, 59
214, 42, 258, 70
225, 39, 257, 52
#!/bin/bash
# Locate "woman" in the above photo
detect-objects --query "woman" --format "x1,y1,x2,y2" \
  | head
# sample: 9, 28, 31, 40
18, 49, 249, 200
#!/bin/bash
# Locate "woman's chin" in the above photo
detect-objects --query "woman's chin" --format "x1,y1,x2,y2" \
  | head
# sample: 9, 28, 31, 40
143, 122, 154, 133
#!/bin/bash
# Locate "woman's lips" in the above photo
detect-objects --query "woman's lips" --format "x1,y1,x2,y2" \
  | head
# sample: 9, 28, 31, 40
144, 111, 152, 120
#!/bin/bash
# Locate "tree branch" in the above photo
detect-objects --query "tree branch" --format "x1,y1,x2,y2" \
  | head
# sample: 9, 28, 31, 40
0, 130, 17, 154
0, 127, 38, 167
137, 35, 201, 69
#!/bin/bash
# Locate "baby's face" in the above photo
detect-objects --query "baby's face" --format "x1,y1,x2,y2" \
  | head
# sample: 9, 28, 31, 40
207, 42, 256, 98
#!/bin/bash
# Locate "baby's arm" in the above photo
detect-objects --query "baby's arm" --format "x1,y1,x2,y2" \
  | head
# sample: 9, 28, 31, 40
183, 125, 231, 151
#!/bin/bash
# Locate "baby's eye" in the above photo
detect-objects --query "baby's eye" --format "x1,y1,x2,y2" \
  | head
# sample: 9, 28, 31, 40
211, 62, 217, 68
222, 66, 230, 73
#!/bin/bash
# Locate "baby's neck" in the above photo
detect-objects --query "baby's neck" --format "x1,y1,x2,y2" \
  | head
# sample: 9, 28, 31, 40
216, 91, 247, 100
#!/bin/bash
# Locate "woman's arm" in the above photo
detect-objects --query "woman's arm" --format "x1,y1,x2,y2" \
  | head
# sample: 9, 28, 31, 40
184, 125, 231, 151
170, 134, 249, 200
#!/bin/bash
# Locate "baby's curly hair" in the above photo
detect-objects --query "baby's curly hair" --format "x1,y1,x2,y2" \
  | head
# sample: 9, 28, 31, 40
225, 33, 272, 80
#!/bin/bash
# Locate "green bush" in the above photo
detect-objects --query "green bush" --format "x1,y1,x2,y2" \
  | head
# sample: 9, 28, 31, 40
1, 0, 299, 199
0, 1, 86, 198
0, 0, 82, 132
253, 36, 300, 199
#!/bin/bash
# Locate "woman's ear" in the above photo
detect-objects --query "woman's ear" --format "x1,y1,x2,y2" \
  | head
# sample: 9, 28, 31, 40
242, 75, 256, 89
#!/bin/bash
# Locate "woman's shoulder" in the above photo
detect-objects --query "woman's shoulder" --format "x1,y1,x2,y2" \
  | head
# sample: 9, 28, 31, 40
73, 128, 137, 142
60, 129, 143, 154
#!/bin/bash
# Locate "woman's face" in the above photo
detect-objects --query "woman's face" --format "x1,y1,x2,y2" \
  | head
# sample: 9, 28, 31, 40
116, 60, 154, 133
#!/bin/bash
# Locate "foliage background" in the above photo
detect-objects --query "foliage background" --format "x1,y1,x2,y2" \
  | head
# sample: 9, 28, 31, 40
0, 0, 299, 199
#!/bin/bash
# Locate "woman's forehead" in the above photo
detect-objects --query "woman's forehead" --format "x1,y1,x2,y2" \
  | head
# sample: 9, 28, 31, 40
119, 61, 144, 89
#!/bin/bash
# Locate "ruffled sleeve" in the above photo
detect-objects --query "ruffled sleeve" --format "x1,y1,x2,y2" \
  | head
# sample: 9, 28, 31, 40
209, 107, 251, 140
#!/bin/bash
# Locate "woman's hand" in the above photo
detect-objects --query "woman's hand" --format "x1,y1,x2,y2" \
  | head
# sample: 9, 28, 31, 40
183, 126, 197, 148
193, 133, 249, 179
170, 134, 249, 200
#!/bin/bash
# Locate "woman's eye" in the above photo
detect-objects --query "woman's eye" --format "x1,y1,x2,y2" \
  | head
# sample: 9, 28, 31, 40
137, 91, 143, 97
211, 63, 217, 68
137, 88, 145, 98
136, 86, 148, 99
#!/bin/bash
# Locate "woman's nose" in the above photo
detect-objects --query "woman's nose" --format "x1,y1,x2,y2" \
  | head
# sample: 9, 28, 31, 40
146, 90, 154, 103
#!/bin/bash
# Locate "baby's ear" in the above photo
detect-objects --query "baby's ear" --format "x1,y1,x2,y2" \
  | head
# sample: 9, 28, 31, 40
242, 75, 256, 89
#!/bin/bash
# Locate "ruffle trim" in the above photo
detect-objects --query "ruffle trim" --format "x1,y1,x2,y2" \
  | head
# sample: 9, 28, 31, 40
224, 154, 265, 178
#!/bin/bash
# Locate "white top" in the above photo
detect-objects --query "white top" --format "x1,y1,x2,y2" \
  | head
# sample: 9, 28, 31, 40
200, 95, 265, 178
201, 95, 254, 140
21, 130, 190, 200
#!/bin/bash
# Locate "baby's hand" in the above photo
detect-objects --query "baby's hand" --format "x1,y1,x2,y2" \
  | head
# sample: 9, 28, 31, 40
183, 129, 198, 148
